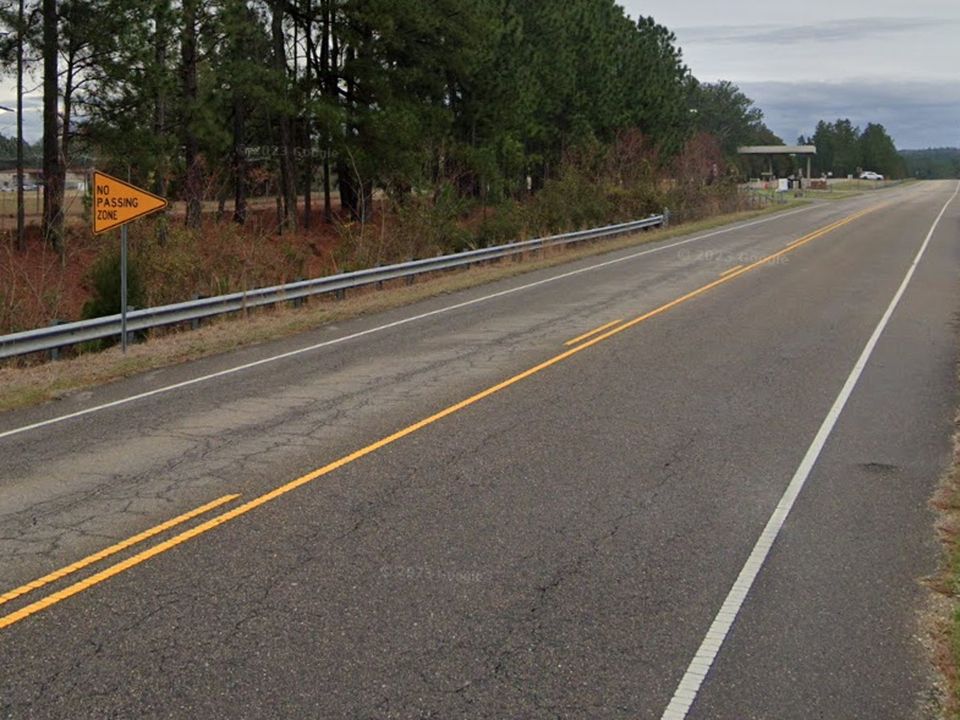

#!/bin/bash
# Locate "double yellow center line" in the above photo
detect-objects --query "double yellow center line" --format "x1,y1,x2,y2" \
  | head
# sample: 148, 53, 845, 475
565, 319, 624, 346
0, 495, 239, 611
720, 264, 744, 277
0, 203, 882, 631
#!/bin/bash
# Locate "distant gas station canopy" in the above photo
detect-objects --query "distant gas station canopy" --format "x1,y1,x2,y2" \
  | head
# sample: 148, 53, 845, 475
737, 145, 817, 183
737, 145, 817, 156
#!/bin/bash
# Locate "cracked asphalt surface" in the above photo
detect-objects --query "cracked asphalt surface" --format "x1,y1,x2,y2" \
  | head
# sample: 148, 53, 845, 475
0, 181, 957, 718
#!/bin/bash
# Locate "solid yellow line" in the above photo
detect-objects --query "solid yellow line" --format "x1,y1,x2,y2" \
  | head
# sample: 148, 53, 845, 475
720, 264, 744, 277
0, 203, 883, 632
567, 205, 880, 345
0, 494, 240, 610
564, 319, 623, 346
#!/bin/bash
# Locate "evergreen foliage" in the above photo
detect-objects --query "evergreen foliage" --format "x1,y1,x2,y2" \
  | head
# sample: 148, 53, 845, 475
0, 0, 699, 226
799, 119, 905, 178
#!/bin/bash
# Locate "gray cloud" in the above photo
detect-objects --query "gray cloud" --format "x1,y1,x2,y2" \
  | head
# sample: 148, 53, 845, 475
680, 17, 956, 45
738, 80, 960, 149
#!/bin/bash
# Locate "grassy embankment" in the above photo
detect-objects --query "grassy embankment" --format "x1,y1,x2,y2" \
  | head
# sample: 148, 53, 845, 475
802, 178, 911, 201
930, 407, 960, 717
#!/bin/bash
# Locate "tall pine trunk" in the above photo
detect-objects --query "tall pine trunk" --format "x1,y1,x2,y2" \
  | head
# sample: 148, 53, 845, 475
152, 2, 169, 200
41, 0, 63, 254
271, 2, 297, 233
232, 92, 248, 224
302, 0, 314, 230
59, 47, 76, 219
320, 0, 334, 223
181, 0, 202, 229
338, 44, 372, 222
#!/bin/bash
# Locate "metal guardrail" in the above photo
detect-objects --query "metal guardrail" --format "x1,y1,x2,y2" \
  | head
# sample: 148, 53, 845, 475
0, 214, 665, 359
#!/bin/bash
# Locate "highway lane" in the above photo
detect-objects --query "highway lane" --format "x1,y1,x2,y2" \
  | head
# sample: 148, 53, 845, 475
0, 181, 955, 718
0, 198, 845, 587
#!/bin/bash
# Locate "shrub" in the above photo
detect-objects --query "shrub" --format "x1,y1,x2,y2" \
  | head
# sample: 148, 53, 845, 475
528, 167, 613, 235
130, 219, 309, 306
81, 249, 145, 320
474, 202, 525, 247
0, 237, 69, 336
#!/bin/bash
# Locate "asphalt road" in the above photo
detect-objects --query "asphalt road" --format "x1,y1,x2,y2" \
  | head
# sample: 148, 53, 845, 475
1, 181, 957, 719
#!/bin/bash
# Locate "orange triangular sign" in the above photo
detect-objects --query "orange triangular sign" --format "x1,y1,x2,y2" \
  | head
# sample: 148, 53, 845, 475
92, 171, 168, 234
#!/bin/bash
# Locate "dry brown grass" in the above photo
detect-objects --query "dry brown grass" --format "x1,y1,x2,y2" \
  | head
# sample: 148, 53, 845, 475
0, 200, 806, 413
926, 414, 960, 718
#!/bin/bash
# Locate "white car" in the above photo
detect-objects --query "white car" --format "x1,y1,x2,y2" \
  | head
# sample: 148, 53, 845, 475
859, 171, 884, 180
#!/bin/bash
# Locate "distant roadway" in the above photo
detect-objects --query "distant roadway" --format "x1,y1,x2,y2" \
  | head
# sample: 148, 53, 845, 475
0, 180, 957, 718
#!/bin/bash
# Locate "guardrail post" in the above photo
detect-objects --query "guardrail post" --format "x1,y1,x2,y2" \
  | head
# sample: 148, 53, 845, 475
48, 319, 65, 361
191, 295, 208, 330
292, 279, 305, 308
663, 208, 671, 228
126, 307, 138, 346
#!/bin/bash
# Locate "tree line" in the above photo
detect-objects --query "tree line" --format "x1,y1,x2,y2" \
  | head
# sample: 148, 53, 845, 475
1, 0, 797, 257
901, 148, 960, 179
0, 134, 39, 161
798, 119, 904, 179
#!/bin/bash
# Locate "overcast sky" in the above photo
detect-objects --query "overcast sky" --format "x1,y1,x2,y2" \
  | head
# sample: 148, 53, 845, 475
3, 3, 958, 149
0, 93, 39, 146
620, 0, 960, 149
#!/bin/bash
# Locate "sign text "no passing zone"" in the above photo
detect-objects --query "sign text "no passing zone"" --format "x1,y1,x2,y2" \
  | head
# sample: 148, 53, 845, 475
92, 171, 168, 234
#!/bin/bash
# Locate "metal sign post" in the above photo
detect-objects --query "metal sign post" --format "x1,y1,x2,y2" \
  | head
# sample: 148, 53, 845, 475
120, 223, 128, 352
91, 171, 168, 353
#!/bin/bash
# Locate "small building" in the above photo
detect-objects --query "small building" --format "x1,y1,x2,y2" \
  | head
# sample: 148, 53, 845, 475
0, 169, 88, 192
0, 168, 41, 191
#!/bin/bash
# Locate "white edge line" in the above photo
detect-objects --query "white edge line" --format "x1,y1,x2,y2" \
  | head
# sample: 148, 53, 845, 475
659, 179, 960, 720
0, 205, 820, 441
